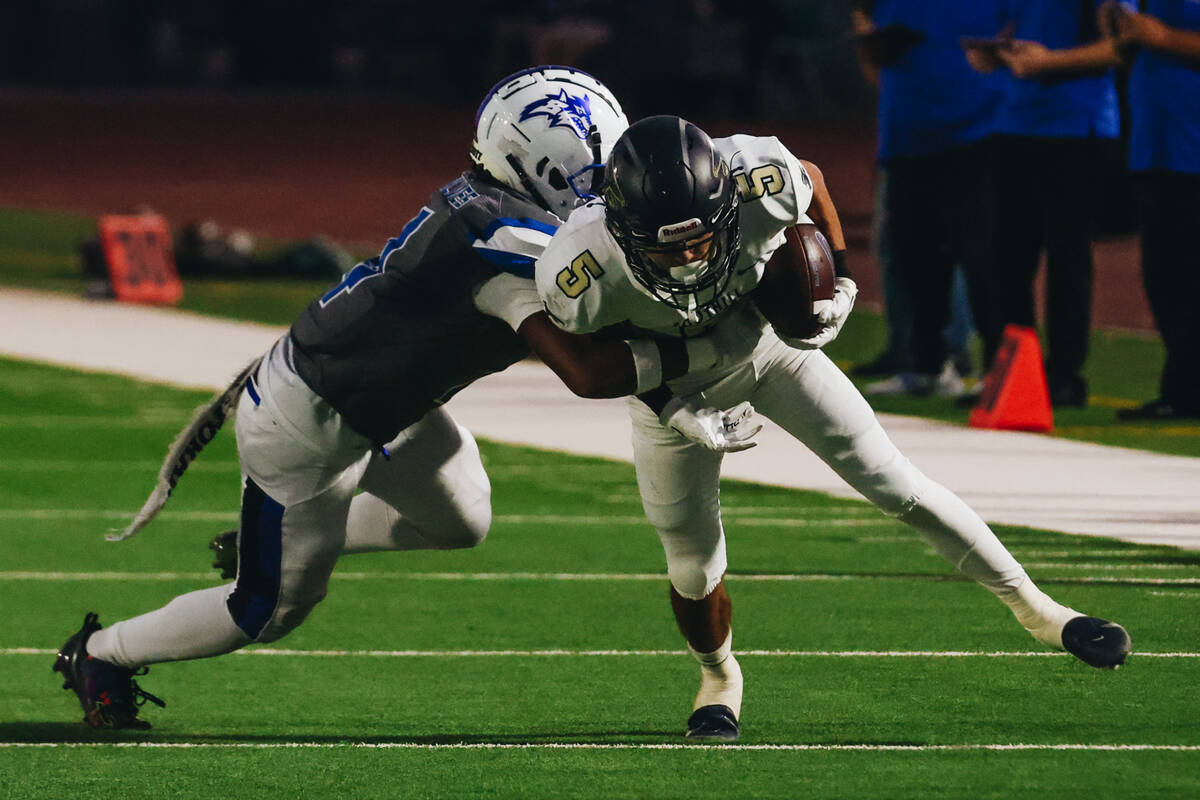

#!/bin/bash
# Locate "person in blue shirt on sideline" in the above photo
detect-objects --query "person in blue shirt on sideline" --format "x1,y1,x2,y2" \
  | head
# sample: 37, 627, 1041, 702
850, 4, 978, 393
855, 0, 1011, 397
1103, 0, 1200, 420
965, 0, 1122, 409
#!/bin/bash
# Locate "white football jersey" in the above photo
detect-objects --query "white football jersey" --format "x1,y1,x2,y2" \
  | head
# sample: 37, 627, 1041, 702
535, 134, 814, 338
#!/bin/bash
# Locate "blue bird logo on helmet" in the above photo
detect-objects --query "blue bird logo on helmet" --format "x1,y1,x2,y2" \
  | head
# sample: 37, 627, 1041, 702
519, 89, 594, 140
473, 67, 629, 219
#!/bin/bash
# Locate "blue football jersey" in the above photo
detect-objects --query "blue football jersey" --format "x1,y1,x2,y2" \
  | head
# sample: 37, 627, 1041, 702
290, 171, 558, 444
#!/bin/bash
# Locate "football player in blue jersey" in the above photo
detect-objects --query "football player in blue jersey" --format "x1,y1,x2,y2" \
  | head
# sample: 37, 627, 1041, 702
52, 67, 754, 730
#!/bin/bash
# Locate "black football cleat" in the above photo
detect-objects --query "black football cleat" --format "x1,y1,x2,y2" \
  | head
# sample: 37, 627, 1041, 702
685, 704, 740, 742
53, 613, 165, 729
1062, 616, 1131, 669
209, 529, 238, 579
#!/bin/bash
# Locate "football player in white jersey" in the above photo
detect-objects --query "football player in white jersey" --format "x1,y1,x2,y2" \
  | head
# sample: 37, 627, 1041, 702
530, 115, 1131, 742
52, 70, 752, 730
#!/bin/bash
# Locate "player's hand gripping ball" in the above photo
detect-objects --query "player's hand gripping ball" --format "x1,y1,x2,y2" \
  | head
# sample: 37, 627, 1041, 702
752, 223, 837, 339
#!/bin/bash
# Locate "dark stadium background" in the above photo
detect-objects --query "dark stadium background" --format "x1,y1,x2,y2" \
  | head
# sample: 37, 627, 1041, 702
0, 0, 1152, 330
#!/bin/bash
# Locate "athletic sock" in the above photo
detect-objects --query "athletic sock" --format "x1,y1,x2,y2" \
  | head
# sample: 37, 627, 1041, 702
86, 585, 252, 669
689, 632, 743, 719
996, 577, 1079, 650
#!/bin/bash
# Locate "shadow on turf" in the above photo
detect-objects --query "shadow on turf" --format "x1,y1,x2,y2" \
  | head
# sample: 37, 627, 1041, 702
0, 722, 690, 745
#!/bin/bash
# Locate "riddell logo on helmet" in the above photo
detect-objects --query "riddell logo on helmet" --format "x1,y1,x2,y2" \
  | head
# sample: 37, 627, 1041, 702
658, 218, 703, 243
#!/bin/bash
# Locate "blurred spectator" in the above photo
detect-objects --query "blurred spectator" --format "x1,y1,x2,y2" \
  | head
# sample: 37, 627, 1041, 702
854, 0, 1009, 397
850, 6, 977, 387
1105, 1, 1200, 420
964, 1, 1122, 409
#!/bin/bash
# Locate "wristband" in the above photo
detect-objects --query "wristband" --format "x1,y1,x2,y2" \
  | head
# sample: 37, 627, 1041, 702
832, 249, 851, 279
625, 339, 664, 394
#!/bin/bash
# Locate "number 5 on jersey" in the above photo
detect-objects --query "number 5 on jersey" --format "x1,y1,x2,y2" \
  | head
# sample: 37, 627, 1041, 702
555, 250, 605, 298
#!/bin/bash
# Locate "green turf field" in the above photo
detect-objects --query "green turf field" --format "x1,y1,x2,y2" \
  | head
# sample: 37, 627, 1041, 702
1, 359, 1197, 798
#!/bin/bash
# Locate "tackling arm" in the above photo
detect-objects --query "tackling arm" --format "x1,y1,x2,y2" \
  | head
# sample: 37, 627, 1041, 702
472, 271, 718, 398
521, 311, 758, 451
517, 311, 690, 398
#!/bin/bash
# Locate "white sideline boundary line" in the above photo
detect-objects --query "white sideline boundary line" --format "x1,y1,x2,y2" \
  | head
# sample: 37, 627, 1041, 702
4, 647, 1197, 658
1, 741, 1197, 752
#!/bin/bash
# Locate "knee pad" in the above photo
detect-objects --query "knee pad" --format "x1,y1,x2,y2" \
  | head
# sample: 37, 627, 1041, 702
651, 510, 727, 601
433, 424, 491, 549
434, 497, 491, 550
668, 560, 725, 601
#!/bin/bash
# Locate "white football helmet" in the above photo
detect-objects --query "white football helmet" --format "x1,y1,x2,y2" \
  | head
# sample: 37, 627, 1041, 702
472, 66, 629, 220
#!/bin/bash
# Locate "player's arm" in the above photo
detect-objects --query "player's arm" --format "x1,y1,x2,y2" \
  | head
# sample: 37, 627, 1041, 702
798, 159, 849, 274
1114, 6, 1200, 61
476, 274, 755, 450
516, 310, 694, 398
523, 310, 757, 450
473, 273, 717, 398
997, 38, 1121, 77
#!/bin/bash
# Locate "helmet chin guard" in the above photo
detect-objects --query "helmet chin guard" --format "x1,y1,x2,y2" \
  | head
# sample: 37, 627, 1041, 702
602, 116, 741, 321
472, 66, 629, 221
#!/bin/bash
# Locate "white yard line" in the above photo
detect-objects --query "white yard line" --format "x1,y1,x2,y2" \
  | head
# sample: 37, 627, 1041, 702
5, 647, 1197, 658
1, 570, 1196, 584
0, 741, 1197, 752
1024, 562, 1198, 570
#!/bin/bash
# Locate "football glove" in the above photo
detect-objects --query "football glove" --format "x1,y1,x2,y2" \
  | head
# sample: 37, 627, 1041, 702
783, 277, 858, 350
659, 396, 763, 453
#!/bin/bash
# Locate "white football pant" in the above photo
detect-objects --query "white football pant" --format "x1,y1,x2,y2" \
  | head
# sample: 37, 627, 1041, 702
630, 327, 1028, 602
87, 337, 491, 668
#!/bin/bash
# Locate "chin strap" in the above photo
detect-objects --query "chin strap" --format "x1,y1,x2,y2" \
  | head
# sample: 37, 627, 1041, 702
587, 124, 604, 193
504, 153, 555, 214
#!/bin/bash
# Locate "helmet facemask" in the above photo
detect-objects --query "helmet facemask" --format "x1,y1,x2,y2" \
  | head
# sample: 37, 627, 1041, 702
616, 198, 741, 319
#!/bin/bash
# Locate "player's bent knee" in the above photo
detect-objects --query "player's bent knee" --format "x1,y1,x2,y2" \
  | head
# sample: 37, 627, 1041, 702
664, 542, 726, 600
643, 498, 726, 601
669, 568, 722, 601
427, 492, 491, 549
252, 588, 329, 644
436, 507, 490, 549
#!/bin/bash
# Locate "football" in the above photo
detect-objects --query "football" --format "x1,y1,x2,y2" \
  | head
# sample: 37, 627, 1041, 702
752, 223, 837, 339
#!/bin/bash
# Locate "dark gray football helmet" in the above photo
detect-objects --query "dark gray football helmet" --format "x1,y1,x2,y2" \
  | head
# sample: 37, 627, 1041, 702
602, 115, 740, 316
